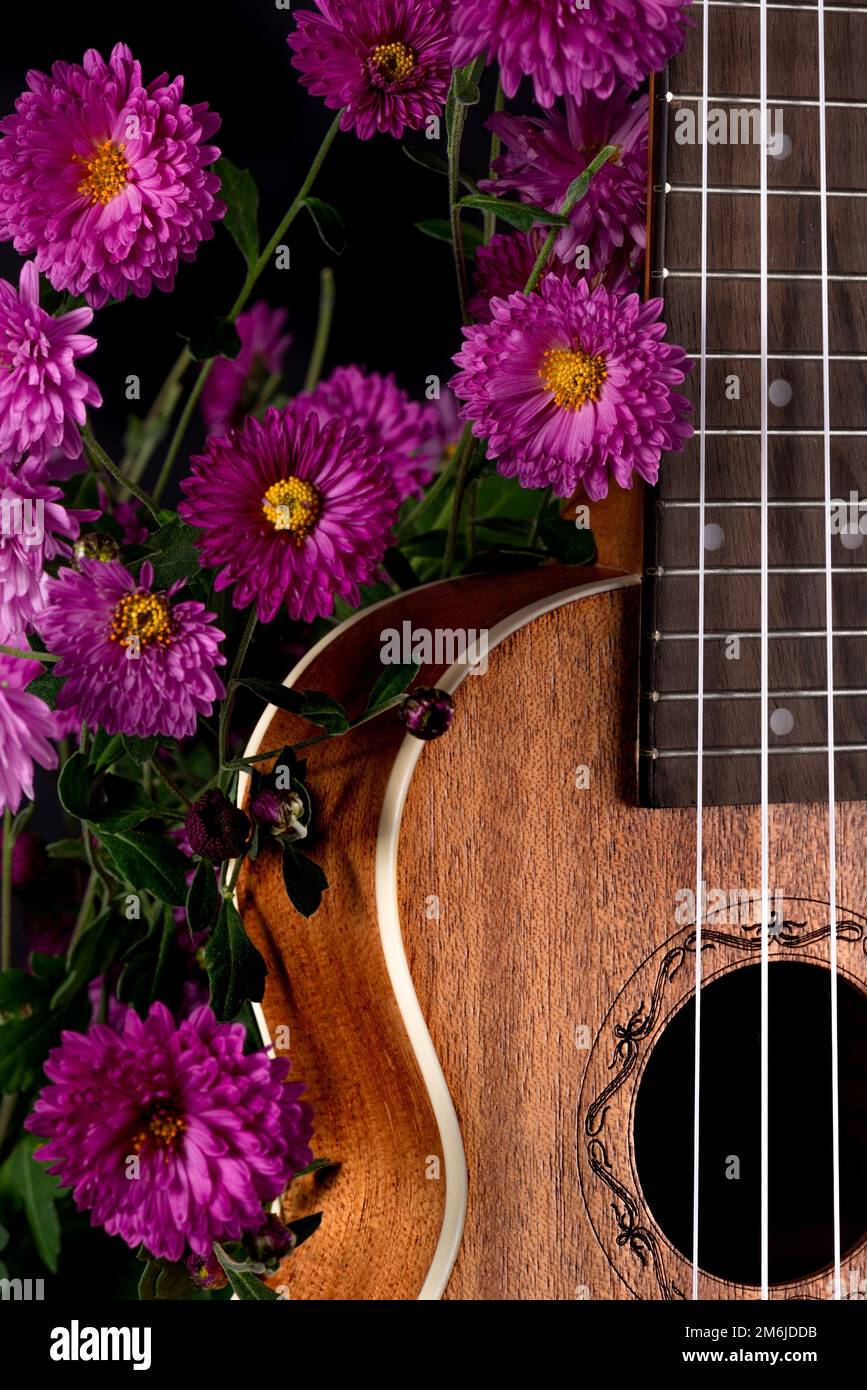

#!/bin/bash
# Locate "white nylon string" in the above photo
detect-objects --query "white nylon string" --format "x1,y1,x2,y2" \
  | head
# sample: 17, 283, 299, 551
817, 0, 843, 1301
759, 0, 770, 1302
691, 0, 712, 1305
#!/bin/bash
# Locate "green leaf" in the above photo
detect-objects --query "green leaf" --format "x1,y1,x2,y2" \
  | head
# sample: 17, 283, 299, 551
237, 678, 350, 735
57, 751, 92, 821
364, 662, 419, 716
456, 194, 570, 234
0, 957, 90, 1091
100, 829, 190, 905
302, 197, 347, 255
215, 157, 260, 268
118, 905, 182, 1015
381, 547, 420, 591
131, 514, 202, 589
285, 1212, 323, 1249
213, 1243, 279, 1300
122, 735, 159, 765
24, 673, 63, 710
89, 731, 126, 772
281, 844, 327, 919
538, 508, 597, 566
416, 218, 484, 258
46, 837, 86, 862
187, 318, 242, 363
454, 66, 481, 107
0, 1136, 62, 1273
563, 146, 619, 209
138, 1257, 195, 1301
402, 146, 478, 194
186, 858, 220, 937
93, 777, 162, 832
205, 899, 267, 1021
52, 908, 131, 1011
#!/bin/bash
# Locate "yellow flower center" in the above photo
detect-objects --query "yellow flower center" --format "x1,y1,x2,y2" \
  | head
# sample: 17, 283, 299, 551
109, 591, 174, 650
74, 139, 129, 206
131, 1103, 186, 1155
369, 41, 416, 83
262, 477, 320, 543
539, 346, 608, 410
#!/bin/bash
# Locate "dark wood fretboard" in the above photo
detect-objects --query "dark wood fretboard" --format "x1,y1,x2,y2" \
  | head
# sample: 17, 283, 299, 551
640, 0, 867, 809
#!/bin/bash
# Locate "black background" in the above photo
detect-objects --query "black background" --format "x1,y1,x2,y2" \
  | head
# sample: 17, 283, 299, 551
0, 0, 496, 501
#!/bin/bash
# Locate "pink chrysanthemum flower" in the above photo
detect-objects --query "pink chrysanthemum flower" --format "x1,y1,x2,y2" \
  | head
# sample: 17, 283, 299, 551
451, 274, 693, 501
202, 301, 292, 437
288, 0, 452, 140
0, 457, 95, 637
452, 0, 692, 106
483, 90, 648, 268
27, 1002, 314, 1261
179, 404, 398, 624
0, 262, 101, 465
298, 365, 438, 500
0, 643, 58, 814
0, 43, 224, 308
469, 229, 639, 322
39, 559, 226, 739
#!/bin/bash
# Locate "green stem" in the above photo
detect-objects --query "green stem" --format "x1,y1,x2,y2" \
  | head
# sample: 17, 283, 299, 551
1, 809, 13, 972
81, 423, 161, 520
447, 61, 484, 325
527, 486, 552, 548
524, 146, 618, 297
303, 267, 336, 393
441, 431, 485, 578
483, 78, 505, 246
0, 1093, 16, 1161
150, 757, 192, 808
219, 608, 259, 776
124, 345, 193, 488
153, 114, 343, 505
395, 427, 470, 543
0, 644, 59, 663
67, 868, 99, 961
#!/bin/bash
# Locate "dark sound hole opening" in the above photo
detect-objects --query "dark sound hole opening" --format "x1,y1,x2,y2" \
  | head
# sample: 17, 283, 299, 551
633, 960, 867, 1287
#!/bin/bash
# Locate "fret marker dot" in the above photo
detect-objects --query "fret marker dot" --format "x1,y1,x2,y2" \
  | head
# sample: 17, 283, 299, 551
839, 524, 864, 551
769, 379, 792, 408
704, 522, 725, 551
769, 133, 792, 160
770, 708, 794, 737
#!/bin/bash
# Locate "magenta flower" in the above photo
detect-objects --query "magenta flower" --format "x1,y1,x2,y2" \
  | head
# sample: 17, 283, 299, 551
483, 90, 648, 268
27, 1002, 314, 1261
288, 0, 452, 140
0, 644, 57, 814
470, 229, 639, 322
452, 0, 692, 105
0, 43, 224, 308
179, 404, 398, 624
451, 274, 693, 501
0, 262, 101, 465
0, 458, 95, 637
39, 559, 226, 739
299, 365, 438, 500
202, 302, 292, 437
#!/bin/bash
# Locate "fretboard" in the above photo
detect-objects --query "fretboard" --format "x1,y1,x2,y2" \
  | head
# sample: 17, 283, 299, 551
640, 0, 867, 809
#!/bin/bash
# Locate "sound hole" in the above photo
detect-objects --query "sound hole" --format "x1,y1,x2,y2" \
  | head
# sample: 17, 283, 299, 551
633, 961, 867, 1287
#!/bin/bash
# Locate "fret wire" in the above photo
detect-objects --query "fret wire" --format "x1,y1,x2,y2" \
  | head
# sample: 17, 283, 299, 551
656, 743, 867, 758
658, 271, 867, 280
656, 565, 867, 573
654, 629, 866, 638
661, 500, 846, 508
700, 2, 867, 10
668, 94, 867, 108
656, 688, 867, 699
704, 428, 867, 434
666, 186, 867, 196
684, 352, 867, 359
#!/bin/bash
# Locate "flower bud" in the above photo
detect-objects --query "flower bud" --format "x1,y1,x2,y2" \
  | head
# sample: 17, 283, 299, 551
400, 687, 454, 741
248, 1214, 296, 1266
73, 532, 120, 566
250, 789, 307, 842
185, 1249, 228, 1290
186, 789, 250, 862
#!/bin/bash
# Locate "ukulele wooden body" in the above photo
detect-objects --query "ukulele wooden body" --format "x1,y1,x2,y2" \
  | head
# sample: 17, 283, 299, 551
237, 562, 867, 1300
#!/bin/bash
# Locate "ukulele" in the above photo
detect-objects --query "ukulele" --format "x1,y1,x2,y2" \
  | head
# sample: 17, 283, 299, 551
237, 0, 867, 1301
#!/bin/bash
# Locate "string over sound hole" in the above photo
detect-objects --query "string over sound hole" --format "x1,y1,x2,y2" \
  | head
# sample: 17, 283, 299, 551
634, 962, 867, 1288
